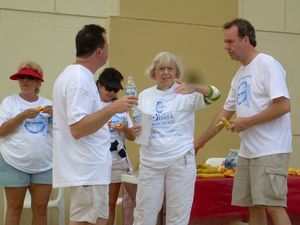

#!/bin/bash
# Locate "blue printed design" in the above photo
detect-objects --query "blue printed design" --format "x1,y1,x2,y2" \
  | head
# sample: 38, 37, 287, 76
23, 113, 50, 136
155, 101, 165, 113
151, 100, 182, 138
237, 76, 251, 107
152, 100, 175, 128
110, 114, 125, 132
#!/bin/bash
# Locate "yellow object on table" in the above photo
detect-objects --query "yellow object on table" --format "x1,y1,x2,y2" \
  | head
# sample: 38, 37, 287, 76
288, 168, 300, 176
196, 163, 224, 178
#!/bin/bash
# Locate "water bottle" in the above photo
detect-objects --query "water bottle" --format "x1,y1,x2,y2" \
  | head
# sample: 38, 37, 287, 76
125, 75, 140, 123
125, 75, 137, 96
133, 107, 142, 124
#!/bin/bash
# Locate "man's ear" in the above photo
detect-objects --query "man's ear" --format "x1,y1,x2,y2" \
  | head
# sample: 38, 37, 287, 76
243, 36, 250, 45
98, 48, 102, 56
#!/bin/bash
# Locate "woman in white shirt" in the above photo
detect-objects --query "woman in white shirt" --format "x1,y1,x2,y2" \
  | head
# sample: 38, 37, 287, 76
0, 61, 53, 225
96, 67, 135, 225
132, 52, 221, 225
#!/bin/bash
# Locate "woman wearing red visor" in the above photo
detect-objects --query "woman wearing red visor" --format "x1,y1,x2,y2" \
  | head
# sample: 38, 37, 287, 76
0, 61, 53, 225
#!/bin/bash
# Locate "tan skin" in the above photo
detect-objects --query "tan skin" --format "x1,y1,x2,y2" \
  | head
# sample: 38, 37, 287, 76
195, 25, 291, 225
0, 75, 52, 225
97, 84, 135, 225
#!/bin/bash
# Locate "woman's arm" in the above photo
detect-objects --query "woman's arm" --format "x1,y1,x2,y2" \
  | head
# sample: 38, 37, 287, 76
0, 108, 40, 137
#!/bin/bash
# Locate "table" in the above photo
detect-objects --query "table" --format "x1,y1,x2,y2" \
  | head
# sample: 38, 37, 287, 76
122, 175, 300, 225
190, 175, 300, 225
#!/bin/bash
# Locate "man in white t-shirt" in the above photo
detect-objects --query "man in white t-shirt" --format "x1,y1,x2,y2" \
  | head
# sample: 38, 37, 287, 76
195, 18, 292, 225
52, 24, 137, 225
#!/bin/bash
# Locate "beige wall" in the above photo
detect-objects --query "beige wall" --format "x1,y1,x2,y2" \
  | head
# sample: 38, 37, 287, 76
0, 1, 114, 224
0, 0, 299, 224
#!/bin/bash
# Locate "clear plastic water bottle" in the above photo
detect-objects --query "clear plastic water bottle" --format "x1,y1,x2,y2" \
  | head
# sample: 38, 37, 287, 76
133, 107, 142, 124
125, 75, 140, 123
125, 75, 137, 96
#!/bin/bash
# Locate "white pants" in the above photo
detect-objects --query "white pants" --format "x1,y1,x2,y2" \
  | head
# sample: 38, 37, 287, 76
133, 150, 196, 225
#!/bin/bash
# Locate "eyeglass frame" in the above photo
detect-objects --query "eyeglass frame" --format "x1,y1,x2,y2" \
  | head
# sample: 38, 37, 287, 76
155, 66, 177, 74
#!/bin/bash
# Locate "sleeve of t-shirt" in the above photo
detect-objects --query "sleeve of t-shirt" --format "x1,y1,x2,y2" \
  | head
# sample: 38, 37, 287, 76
0, 97, 13, 126
223, 79, 236, 112
194, 92, 206, 110
66, 87, 94, 126
264, 61, 290, 100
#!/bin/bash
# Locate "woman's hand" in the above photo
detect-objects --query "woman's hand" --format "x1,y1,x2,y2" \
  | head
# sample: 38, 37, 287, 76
22, 108, 41, 119
42, 105, 53, 116
174, 79, 198, 94
131, 124, 142, 138
113, 122, 126, 133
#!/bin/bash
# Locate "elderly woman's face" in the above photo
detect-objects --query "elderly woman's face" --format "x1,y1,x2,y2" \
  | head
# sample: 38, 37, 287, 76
153, 62, 178, 90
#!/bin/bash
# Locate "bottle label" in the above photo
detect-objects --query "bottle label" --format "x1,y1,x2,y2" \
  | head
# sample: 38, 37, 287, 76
133, 108, 142, 124
125, 86, 137, 96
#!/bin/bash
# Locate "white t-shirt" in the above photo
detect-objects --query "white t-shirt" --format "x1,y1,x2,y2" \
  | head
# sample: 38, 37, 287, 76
52, 64, 111, 187
0, 95, 52, 173
224, 53, 292, 158
138, 83, 206, 169
109, 111, 133, 170
102, 101, 133, 170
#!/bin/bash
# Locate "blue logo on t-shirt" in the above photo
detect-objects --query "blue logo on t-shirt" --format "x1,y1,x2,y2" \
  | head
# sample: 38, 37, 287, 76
156, 101, 165, 113
152, 100, 175, 127
23, 114, 48, 135
237, 77, 251, 107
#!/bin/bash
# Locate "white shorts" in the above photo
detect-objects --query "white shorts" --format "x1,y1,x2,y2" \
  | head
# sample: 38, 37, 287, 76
111, 168, 129, 183
70, 185, 109, 224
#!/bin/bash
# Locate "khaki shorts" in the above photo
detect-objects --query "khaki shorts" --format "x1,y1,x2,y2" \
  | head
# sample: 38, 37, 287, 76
70, 185, 109, 223
232, 153, 289, 208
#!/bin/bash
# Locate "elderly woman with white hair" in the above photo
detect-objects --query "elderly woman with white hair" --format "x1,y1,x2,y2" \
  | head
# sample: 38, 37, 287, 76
132, 51, 221, 225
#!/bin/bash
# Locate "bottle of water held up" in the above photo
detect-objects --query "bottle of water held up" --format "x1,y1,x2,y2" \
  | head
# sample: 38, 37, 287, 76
125, 75, 137, 97
125, 75, 141, 123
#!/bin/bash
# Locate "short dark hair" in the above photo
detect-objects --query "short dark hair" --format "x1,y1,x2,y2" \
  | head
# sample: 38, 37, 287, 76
96, 67, 124, 90
76, 24, 106, 58
223, 18, 257, 47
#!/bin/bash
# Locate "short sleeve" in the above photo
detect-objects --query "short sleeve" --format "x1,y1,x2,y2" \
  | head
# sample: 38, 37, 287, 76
264, 61, 289, 100
0, 97, 13, 126
66, 87, 95, 125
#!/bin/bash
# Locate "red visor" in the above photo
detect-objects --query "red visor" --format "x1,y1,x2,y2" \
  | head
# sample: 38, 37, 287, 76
10, 67, 44, 82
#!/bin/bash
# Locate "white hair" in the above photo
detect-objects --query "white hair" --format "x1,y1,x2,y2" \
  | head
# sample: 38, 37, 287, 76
144, 51, 183, 79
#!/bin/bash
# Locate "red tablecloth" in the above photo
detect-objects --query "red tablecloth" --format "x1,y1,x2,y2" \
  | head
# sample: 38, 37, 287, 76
190, 175, 300, 224
123, 175, 300, 225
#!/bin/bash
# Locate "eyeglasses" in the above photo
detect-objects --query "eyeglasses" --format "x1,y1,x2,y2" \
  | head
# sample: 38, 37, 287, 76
156, 66, 177, 74
104, 86, 120, 93
18, 75, 37, 80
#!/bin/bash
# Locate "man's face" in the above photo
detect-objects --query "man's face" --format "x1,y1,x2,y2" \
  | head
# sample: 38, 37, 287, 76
224, 25, 245, 62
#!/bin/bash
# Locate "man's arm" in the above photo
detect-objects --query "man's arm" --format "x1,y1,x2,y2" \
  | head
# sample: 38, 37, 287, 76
70, 96, 137, 139
231, 96, 290, 133
194, 109, 235, 153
